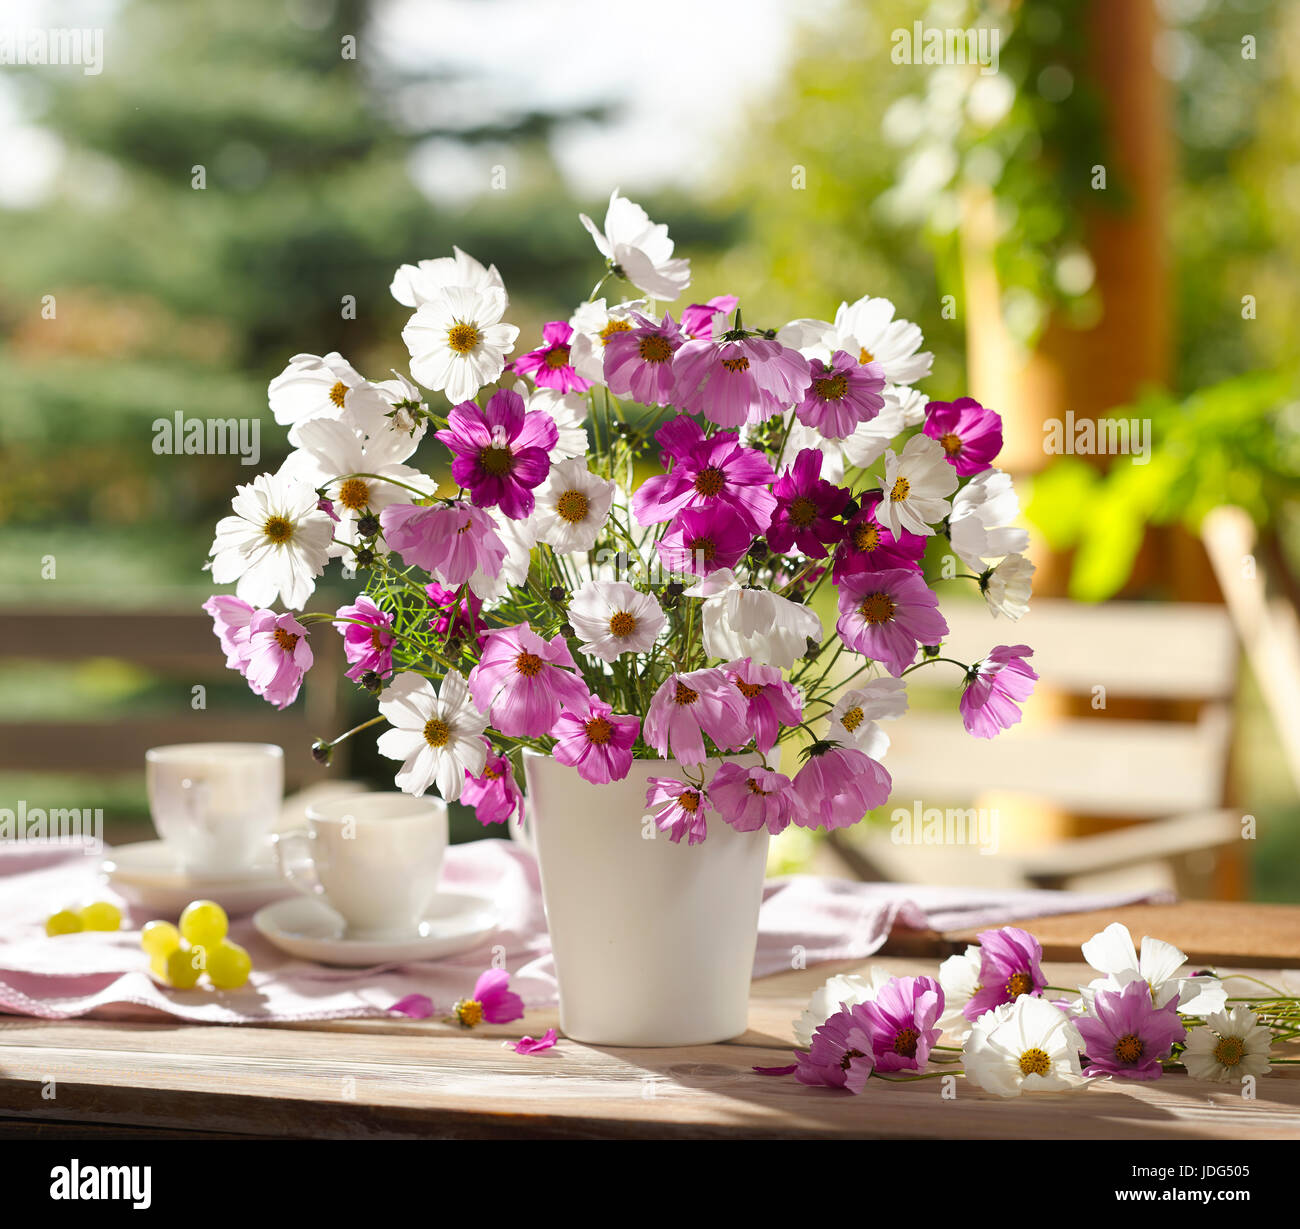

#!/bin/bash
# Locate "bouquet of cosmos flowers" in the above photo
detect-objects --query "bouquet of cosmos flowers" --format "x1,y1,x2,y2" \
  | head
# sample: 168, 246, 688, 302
203, 191, 1038, 843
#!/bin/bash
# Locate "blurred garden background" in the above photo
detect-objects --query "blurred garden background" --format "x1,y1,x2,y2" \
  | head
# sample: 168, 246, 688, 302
1, 0, 1296, 897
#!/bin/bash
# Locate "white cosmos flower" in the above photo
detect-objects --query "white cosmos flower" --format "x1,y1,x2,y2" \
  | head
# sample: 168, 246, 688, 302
376, 670, 487, 801
839, 396, 907, 470
877, 433, 957, 537
778, 296, 934, 387
522, 383, 589, 462
949, 468, 1029, 573
963, 997, 1089, 1098
889, 383, 929, 426
402, 285, 519, 404
283, 418, 436, 550
982, 553, 1036, 620
469, 504, 535, 603
369, 370, 429, 454
827, 678, 909, 758
1182, 1007, 1273, 1082
579, 190, 691, 300
209, 471, 334, 610
268, 352, 389, 445
389, 245, 504, 309
528, 459, 615, 555
568, 580, 666, 662
793, 968, 893, 1049
937, 944, 983, 1043
568, 297, 648, 385
1080, 922, 1228, 1017
687, 568, 823, 671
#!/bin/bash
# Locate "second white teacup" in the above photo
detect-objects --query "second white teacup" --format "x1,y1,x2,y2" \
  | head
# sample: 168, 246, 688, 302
273, 792, 448, 939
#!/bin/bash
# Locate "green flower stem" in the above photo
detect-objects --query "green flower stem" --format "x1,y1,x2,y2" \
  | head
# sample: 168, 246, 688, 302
901, 656, 969, 676
332, 472, 439, 499
322, 714, 386, 750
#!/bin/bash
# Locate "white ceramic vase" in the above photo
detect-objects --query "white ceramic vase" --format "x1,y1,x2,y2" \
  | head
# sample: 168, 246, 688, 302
522, 750, 769, 1047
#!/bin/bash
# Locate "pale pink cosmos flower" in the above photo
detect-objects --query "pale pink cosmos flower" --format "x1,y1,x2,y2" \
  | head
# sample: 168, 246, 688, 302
643, 667, 751, 765
452, 968, 525, 1027
791, 743, 892, 829
671, 334, 811, 428
335, 595, 395, 683
645, 776, 711, 845
709, 762, 800, 835
380, 500, 507, 587
203, 594, 256, 672
725, 658, 802, 755
552, 696, 640, 784
960, 645, 1038, 738
835, 567, 950, 677
468, 624, 591, 738
240, 609, 313, 710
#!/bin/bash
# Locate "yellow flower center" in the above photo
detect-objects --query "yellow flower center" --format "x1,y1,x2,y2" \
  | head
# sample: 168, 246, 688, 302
840, 1048, 866, 1070
328, 380, 348, 408
263, 515, 295, 544
1006, 971, 1034, 998
853, 522, 880, 552
608, 611, 637, 638
424, 718, 451, 748
1019, 1048, 1052, 1077
599, 319, 633, 345
858, 347, 876, 365
746, 778, 768, 796
788, 495, 818, 527
678, 790, 700, 814
687, 535, 717, 563
370, 627, 387, 651
840, 705, 864, 732
479, 445, 514, 476
940, 432, 963, 456
890, 476, 911, 502
1114, 1033, 1145, 1065
338, 477, 371, 511
544, 344, 571, 369
585, 716, 613, 745
812, 372, 849, 401
555, 490, 590, 523
721, 356, 751, 373
454, 999, 483, 1027
638, 334, 674, 363
514, 651, 544, 678
858, 592, 896, 625
674, 681, 699, 706
273, 628, 299, 653
693, 466, 726, 497
447, 322, 482, 355
893, 1027, 920, 1058
1213, 1035, 1245, 1067
734, 679, 764, 699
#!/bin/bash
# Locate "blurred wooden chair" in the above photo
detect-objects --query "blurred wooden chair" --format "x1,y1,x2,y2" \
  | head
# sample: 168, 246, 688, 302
0, 608, 344, 790
829, 598, 1246, 898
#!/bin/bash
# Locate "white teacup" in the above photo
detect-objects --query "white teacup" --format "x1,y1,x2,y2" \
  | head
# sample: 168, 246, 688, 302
273, 793, 448, 939
146, 743, 284, 875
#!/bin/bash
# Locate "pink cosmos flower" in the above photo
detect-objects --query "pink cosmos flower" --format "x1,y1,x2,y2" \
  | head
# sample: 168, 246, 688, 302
240, 609, 313, 710
791, 743, 892, 829
960, 645, 1038, 738
453, 968, 525, 1027
922, 396, 1003, 476
832, 495, 927, 583
726, 658, 802, 755
435, 387, 558, 519
671, 334, 811, 428
632, 416, 777, 534
645, 776, 712, 845
203, 594, 256, 672
468, 623, 591, 738
643, 667, 751, 765
1077, 979, 1186, 1081
335, 596, 395, 683
602, 312, 684, 406
656, 504, 754, 577
854, 975, 944, 1073
765, 448, 851, 559
552, 696, 640, 784
425, 582, 484, 643
317, 497, 340, 522
513, 321, 591, 394
965, 926, 1047, 1021
835, 567, 950, 677
795, 349, 886, 439
381, 500, 506, 586
510, 1028, 559, 1055
681, 294, 738, 339
794, 1006, 876, 1092
461, 739, 523, 827
709, 762, 800, 835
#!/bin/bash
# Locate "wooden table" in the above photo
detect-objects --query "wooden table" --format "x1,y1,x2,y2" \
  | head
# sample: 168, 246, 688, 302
2, 903, 1298, 1140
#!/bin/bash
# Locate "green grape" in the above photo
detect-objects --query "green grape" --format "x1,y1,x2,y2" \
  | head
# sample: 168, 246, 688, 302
78, 901, 122, 931
141, 919, 181, 958
149, 953, 169, 981
206, 941, 252, 989
164, 945, 203, 989
45, 909, 83, 936
179, 899, 228, 947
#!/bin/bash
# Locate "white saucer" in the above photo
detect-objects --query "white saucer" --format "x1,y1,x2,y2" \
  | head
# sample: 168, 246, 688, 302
251, 892, 500, 966
103, 840, 292, 915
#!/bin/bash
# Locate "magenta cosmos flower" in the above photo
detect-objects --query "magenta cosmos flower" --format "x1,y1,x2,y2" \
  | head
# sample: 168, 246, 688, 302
1077, 978, 1186, 1081
602, 312, 684, 406
646, 776, 712, 845
795, 349, 886, 439
632, 416, 777, 535
832, 495, 927, 583
836, 567, 949, 677
643, 667, 750, 765
681, 294, 738, 340
855, 976, 944, 1073
203, 594, 256, 672
765, 448, 851, 558
965, 926, 1048, 1021
671, 334, 811, 428
795, 1006, 877, 1093
461, 739, 523, 827
435, 387, 557, 520
791, 743, 892, 829
922, 396, 1003, 476
657, 505, 754, 577
727, 658, 802, 755
380, 500, 506, 586
240, 609, 313, 710
513, 321, 591, 394
335, 595, 395, 682
468, 623, 591, 738
552, 696, 640, 784
453, 968, 524, 1027
709, 762, 799, 835
960, 645, 1038, 739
